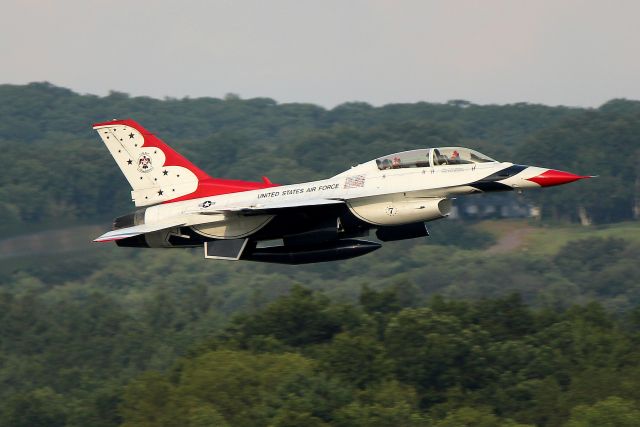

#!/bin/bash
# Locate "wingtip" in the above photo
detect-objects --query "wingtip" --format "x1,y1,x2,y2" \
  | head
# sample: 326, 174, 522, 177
93, 236, 119, 243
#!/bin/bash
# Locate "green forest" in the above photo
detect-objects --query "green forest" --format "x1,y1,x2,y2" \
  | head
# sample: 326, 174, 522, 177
1, 83, 640, 426
1, 82, 640, 232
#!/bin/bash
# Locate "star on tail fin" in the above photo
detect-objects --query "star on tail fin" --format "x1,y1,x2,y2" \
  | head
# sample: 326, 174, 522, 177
92, 119, 212, 207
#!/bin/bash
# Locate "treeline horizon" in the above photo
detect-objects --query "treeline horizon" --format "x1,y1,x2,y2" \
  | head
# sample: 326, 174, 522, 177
2, 82, 640, 426
2, 80, 634, 110
1, 82, 639, 236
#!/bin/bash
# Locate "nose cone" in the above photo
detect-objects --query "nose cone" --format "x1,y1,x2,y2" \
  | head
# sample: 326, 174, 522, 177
526, 169, 592, 187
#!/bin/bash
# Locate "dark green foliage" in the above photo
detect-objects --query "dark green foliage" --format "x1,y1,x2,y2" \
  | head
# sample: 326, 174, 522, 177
2, 83, 640, 426
427, 219, 497, 249
0, 388, 68, 427
554, 238, 640, 297
2, 247, 640, 426
2, 83, 638, 235
564, 397, 640, 427
515, 108, 640, 224
359, 284, 402, 315
113, 289, 640, 427
225, 285, 347, 348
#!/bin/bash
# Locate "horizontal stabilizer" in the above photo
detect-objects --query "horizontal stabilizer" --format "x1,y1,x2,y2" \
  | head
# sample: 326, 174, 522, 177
94, 220, 186, 242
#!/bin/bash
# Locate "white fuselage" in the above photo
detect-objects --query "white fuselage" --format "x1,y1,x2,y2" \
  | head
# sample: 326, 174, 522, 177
143, 159, 546, 240
93, 120, 590, 261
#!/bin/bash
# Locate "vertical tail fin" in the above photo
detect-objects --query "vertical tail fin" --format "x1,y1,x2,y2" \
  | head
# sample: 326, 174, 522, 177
93, 119, 212, 207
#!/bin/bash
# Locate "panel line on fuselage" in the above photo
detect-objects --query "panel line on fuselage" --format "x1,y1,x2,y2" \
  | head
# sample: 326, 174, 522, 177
144, 161, 515, 230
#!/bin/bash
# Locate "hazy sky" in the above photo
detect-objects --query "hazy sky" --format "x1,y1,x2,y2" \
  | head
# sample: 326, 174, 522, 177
2, 0, 639, 108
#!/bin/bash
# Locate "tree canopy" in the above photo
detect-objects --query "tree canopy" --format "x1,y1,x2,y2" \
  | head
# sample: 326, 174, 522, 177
2, 83, 640, 426
2, 82, 639, 234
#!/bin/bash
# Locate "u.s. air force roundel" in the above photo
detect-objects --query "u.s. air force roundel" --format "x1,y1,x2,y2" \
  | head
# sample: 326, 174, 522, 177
137, 153, 153, 173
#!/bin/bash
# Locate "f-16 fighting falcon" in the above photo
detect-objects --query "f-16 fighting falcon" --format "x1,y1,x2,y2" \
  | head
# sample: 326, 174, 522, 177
93, 119, 591, 264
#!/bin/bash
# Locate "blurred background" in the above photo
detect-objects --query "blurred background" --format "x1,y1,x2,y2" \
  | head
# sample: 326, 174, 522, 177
1, 1, 639, 426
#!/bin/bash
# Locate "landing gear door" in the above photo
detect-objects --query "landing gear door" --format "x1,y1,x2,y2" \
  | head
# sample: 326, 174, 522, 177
204, 239, 248, 260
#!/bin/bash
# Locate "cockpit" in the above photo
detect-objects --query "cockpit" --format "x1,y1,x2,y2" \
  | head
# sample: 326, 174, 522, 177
375, 147, 497, 170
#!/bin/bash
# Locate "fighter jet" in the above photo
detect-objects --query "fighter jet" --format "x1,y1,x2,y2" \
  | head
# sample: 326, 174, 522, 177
93, 119, 590, 264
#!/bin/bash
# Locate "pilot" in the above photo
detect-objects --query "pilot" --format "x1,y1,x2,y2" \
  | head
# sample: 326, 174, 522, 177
450, 150, 460, 164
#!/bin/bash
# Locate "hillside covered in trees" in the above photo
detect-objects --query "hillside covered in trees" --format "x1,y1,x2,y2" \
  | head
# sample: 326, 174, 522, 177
1, 223, 640, 426
3, 281, 640, 427
2, 83, 640, 426
1, 82, 639, 235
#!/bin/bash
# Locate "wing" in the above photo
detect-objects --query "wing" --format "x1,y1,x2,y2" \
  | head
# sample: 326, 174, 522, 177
188, 198, 345, 215
95, 199, 345, 242
94, 220, 187, 242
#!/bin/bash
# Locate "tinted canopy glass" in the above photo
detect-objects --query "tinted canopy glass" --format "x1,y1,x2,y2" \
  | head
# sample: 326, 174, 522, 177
376, 147, 496, 170
376, 149, 431, 170
432, 147, 496, 166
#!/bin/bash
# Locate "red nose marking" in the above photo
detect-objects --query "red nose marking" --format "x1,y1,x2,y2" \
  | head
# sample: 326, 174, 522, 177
527, 169, 591, 187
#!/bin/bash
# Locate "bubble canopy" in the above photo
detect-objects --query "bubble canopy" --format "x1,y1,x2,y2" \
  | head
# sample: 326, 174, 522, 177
375, 147, 497, 170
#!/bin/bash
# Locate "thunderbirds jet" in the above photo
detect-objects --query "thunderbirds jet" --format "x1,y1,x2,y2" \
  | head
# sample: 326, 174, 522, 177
93, 119, 590, 264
